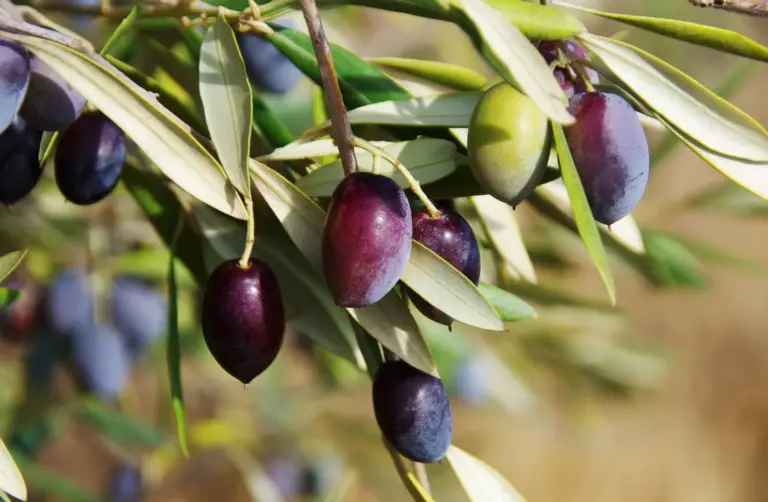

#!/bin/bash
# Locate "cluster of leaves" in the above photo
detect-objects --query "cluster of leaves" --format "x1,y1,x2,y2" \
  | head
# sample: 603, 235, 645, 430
1, 0, 768, 500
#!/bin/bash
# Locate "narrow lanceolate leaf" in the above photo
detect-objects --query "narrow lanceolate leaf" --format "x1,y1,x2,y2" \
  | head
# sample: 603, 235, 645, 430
200, 17, 253, 198
6, 33, 247, 220
167, 218, 189, 458
550, 124, 616, 305
476, 282, 536, 322
558, 1, 768, 63
0, 439, 26, 501
537, 179, 645, 254
297, 139, 457, 197
403, 242, 503, 331
579, 33, 768, 162
345, 92, 483, 127
455, 0, 574, 125
0, 250, 27, 285
657, 115, 768, 199
470, 196, 537, 283
248, 160, 436, 374
447, 445, 527, 502
368, 57, 488, 91
350, 292, 437, 377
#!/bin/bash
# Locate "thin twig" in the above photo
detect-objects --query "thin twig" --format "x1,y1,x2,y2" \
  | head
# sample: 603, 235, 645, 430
298, 0, 358, 177
688, 0, 768, 16
412, 462, 433, 498
382, 438, 435, 502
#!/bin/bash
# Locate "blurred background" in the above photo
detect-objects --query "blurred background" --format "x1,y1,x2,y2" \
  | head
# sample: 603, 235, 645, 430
4, 0, 768, 501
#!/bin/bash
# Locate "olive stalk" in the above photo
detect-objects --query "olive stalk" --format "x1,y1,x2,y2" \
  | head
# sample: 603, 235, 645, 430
298, 0, 358, 177
238, 197, 255, 269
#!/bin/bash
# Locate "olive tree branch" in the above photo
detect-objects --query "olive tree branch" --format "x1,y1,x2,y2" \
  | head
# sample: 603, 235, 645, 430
297, 0, 357, 177
688, 0, 768, 16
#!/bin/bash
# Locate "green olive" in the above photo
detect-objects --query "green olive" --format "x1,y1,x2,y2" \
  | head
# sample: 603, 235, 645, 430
467, 82, 552, 208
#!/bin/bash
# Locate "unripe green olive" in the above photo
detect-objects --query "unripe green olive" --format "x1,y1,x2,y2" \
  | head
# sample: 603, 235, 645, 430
467, 82, 552, 207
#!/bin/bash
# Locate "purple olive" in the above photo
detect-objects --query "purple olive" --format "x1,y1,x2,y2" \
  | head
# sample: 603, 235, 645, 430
201, 259, 285, 384
372, 360, 452, 463
406, 208, 480, 326
565, 92, 649, 225
322, 172, 412, 308
0, 40, 30, 135
20, 54, 86, 132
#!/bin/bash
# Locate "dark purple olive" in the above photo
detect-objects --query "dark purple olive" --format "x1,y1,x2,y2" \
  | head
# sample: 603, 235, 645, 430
0, 40, 30, 135
201, 259, 285, 384
372, 360, 452, 463
55, 110, 125, 205
20, 54, 86, 132
322, 172, 412, 308
406, 208, 480, 326
0, 115, 43, 205
565, 92, 649, 225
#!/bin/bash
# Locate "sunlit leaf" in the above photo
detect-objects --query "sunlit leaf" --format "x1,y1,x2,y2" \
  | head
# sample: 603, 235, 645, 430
0, 440, 25, 501
200, 17, 253, 198
643, 230, 709, 289
476, 282, 536, 322
345, 92, 483, 127
470, 196, 537, 283
0, 289, 21, 309
550, 124, 616, 304
455, 0, 574, 125
404, 242, 503, 331
447, 445, 528, 502
558, 2, 768, 63
368, 57, 487, 91
297, 139, 457, 197
579, 33, 768, 162
0, 250, 27, 285
6, 33, 247, 220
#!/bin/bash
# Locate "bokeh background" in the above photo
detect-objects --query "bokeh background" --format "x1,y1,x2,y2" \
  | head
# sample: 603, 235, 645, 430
4, 0, 768, 501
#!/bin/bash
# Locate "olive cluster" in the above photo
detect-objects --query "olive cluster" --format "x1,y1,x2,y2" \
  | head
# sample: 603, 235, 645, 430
0, 38, 126, 208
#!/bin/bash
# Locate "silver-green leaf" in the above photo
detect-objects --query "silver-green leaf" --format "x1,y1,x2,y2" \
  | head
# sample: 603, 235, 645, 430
447, 445, 527, 502
0, 250, 27, 285
345, 92, 484, 127
200, 17, 253, 198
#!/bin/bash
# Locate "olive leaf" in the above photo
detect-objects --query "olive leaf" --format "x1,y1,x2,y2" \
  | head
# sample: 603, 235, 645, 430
470, 195, 537, 283
4, 32, 247, 220
447, 445, 528, 502
199, 17, 253, 199
579, 33, 768, 163
344, 92, 484, 127
454, 0, 574, 125
0, 250, 27, 284
550, 124, 616, 305
0, 439, 26, 502
558, 1, 768, 63
297, 139, 458, 197
476, 282, 536, 322
368, 57, 488, 91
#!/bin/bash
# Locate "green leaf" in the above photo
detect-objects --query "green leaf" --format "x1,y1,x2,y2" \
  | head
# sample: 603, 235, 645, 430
557, 2, 768, 63
654, 115, 768, 200
200, 17, 253, 198
684, 181, 768, 215
79, 399, 168, 447
7, 33, 247, 220
481, 0, 586, 40
579, 33, 768, 163
470, 195, 537, 283
121, 163, 208, 286
192, 203, 365, 368
368, 57, 487, 91
344, 92, 483, 127
447, 445, 528, 502
642, 231, 709, 289
248, 160, 438, 375
550, 123, 616, 304
100, 5, 143, 55
108, 248, 197, 287
453, 0, 574, 125
266, 26, 408, 108
0, 289, 21, 309
0, 250, 27, 285
476, 282, 536, 322
403, 242, 503, 330
167, 219, 189, 457
0, 439, 25, 502
296, 139, 458, 197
